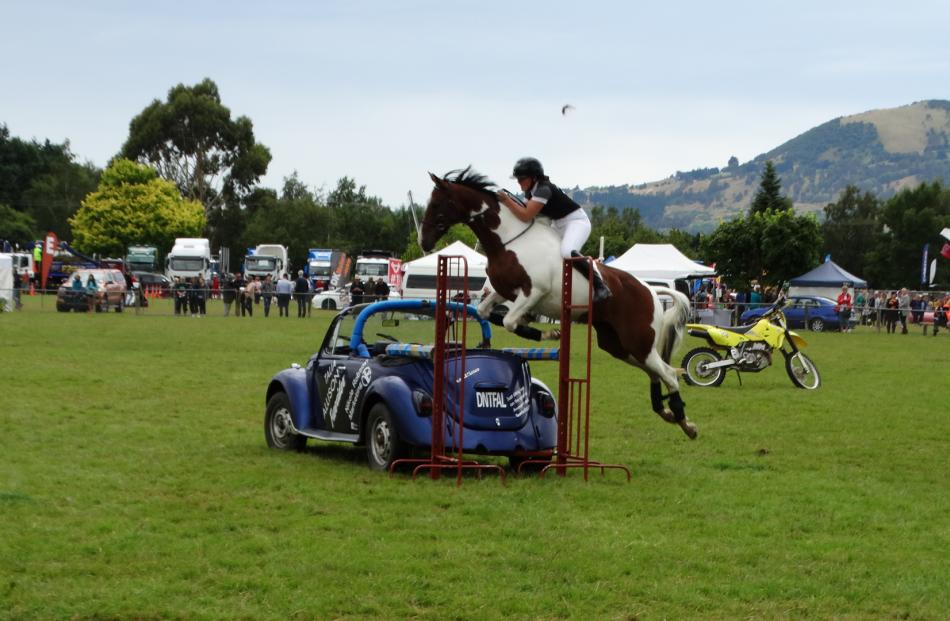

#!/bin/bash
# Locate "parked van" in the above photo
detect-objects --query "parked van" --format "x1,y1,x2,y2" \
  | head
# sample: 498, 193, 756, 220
398, 242, 489, 302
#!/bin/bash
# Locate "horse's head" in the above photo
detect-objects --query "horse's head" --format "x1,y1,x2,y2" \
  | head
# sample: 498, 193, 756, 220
420, 169, 498, 252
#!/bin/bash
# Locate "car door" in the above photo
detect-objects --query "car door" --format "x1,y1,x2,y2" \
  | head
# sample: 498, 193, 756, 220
786, 299, 807, 328
313, 315, 367, 435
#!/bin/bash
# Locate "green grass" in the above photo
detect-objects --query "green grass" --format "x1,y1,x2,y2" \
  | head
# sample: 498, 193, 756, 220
2, 300, 949, 620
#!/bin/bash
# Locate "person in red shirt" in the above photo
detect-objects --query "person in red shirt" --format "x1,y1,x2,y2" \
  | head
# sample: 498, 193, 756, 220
836, 284, 853, 333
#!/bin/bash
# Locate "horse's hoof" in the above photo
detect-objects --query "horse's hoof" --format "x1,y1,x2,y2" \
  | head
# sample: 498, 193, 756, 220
543, 329, 561, 341
679, 420, 698, 440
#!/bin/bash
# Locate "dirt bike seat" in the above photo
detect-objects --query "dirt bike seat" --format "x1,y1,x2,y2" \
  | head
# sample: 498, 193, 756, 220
720, 323, 758, 335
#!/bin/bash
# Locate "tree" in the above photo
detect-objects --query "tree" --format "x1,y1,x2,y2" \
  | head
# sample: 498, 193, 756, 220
69, 159, 205, 257
242, 175, 330, 270
583, 205, 661, 258
0, 203, 36, 242
727, 155, 739, 168
120, 78, 271, 218
749, 160, 792, 214
400, 224, 477, 262
864, 181, 950, 288
0, 124, 99, 239
703, 209, 821, 288
821, 185, 881, 277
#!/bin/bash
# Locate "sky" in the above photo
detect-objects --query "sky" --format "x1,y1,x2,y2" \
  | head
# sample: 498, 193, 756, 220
3, 0, 950, 208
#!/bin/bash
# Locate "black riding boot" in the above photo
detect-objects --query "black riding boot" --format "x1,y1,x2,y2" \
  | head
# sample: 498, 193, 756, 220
570, 251, 612, 302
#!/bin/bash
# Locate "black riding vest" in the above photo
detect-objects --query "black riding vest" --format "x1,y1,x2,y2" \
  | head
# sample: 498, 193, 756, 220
527, 180, 581, 220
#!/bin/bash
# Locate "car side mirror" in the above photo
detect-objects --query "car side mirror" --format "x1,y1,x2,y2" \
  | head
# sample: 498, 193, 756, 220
382, 318, 400, 327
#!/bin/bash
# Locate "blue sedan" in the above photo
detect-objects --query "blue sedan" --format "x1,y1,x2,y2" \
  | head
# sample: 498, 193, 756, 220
263, 299, 558, 471
740, 296, 853, 332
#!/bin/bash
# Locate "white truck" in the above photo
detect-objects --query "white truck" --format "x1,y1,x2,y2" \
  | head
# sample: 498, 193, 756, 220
244, 244, 289, 281
165, 238, 212, 281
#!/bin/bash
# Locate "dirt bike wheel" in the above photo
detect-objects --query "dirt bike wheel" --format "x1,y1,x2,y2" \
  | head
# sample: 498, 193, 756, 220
786, 352, 821, 390
681, 347, 726, 387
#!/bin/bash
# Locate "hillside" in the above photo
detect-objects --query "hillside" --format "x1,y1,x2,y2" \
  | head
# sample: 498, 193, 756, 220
571, 100, 950, 232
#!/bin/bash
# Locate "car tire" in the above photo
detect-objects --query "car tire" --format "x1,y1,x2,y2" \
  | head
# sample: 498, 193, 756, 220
264, 392, 307, 451
509, 454, 551, 473
56, 303, 67, 312
321, 299, 336, 310
365, 402, 406, 472
681, 347, 727, 387
809, 318, 825, 332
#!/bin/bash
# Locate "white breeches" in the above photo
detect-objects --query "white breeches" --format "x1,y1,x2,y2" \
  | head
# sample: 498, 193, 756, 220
550, 209, 591, 259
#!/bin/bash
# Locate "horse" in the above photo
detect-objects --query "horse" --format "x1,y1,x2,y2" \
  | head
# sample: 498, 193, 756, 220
420, 168, 697, 439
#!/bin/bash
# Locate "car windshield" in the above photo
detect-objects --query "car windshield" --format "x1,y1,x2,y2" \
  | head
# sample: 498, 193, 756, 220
355, 262, 388, 277
170, 258, 205, 271
247, 257, 277, 270
325, 305, 488, 355
309, 261, 332, 276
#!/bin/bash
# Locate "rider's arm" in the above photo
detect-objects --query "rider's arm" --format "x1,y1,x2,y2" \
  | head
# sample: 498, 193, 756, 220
497, 192, 544, 222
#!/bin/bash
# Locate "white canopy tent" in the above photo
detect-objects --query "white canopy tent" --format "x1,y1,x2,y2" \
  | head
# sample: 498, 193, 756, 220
607, 244, 715, 280
0, 254, 14, 312
399, 241, 489, 300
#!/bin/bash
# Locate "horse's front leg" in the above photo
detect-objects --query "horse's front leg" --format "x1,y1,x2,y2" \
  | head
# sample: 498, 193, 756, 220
477, 290, 506, 319
500, 289, 556, 342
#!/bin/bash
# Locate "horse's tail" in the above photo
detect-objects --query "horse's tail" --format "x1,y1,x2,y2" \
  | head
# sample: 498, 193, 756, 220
654, 288, 691, 364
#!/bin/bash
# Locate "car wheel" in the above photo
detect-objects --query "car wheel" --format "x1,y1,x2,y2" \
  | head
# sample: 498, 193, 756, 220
264, 392, 306, 451
681, 347, 726, 387
786, 352, 821, 390
809, 318, 825, 332
56, 303, 67, 312
365, 403, 406, 472
509, 454, 551, 473
322, 299, 336, 310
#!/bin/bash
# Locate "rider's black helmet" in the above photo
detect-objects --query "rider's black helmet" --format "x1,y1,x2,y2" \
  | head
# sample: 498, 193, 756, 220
512, 157, 544, 179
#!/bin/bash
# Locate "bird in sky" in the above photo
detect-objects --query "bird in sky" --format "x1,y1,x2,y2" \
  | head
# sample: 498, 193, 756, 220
561, 104, 575, 115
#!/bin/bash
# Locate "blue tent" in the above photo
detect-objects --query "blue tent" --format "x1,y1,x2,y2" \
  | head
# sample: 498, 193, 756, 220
789, 261, 867, 288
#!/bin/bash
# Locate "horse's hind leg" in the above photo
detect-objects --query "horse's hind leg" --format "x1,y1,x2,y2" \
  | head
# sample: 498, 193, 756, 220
644, 352, 697, 440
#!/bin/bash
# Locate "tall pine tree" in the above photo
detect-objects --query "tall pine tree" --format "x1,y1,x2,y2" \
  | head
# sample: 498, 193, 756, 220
749, 161, 792, 214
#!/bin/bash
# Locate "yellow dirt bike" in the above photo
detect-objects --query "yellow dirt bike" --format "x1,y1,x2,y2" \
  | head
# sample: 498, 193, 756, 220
681, 297, 821, 389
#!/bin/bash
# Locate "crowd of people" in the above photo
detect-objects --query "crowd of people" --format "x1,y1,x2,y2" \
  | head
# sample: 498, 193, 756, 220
689, 280, 950, 335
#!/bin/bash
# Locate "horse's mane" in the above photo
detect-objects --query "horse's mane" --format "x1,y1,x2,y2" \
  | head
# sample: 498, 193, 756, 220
443, 166, 496, 197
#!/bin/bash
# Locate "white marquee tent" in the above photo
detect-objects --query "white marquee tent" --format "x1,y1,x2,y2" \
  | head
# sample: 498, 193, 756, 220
0, 254, 14, 312
607, 244, 715, 280
399, 241, 489, 300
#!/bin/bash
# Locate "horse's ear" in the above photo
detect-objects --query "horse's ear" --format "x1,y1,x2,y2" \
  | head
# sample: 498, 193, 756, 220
428, 172, 444, 188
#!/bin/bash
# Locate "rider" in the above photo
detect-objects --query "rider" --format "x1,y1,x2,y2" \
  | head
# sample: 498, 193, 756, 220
496, 157, 612, 302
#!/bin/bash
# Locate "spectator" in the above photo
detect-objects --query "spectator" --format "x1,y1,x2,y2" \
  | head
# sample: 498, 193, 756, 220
910, 293, 925, 324
222, 273, 237, 316
374, 277, 390, 302
855, 288, 866, 324
233, 272, 246, 318
294, 270, 310, 318
242, 275, 257, 317
276, 273, 293, 317
261, 275, 275, 318
211, 273, 220, 299
836, 284, 853, 333
350, 277, 365, 307
86, 273, 99, 312
195, 276, 208, 316
884, 291, 900, 334
173, 276, 187, 316
933, 294, 950, 336
898, 288, 910, 334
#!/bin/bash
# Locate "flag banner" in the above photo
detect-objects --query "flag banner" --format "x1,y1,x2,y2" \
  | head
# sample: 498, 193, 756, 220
40, 232, 59, 290
922, 244, 929, 285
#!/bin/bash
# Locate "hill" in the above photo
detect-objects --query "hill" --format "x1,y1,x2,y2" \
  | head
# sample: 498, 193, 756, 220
571, 100, 950, 232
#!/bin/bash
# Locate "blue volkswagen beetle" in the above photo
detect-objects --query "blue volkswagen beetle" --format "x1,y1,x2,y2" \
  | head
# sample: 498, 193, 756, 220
264, 299, 558, 471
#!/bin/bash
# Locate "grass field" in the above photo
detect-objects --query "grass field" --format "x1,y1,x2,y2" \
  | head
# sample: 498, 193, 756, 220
2, 298, 949, 620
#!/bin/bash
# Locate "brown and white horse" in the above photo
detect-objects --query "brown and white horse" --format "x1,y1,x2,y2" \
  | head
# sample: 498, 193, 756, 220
421, 168, 697, 438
